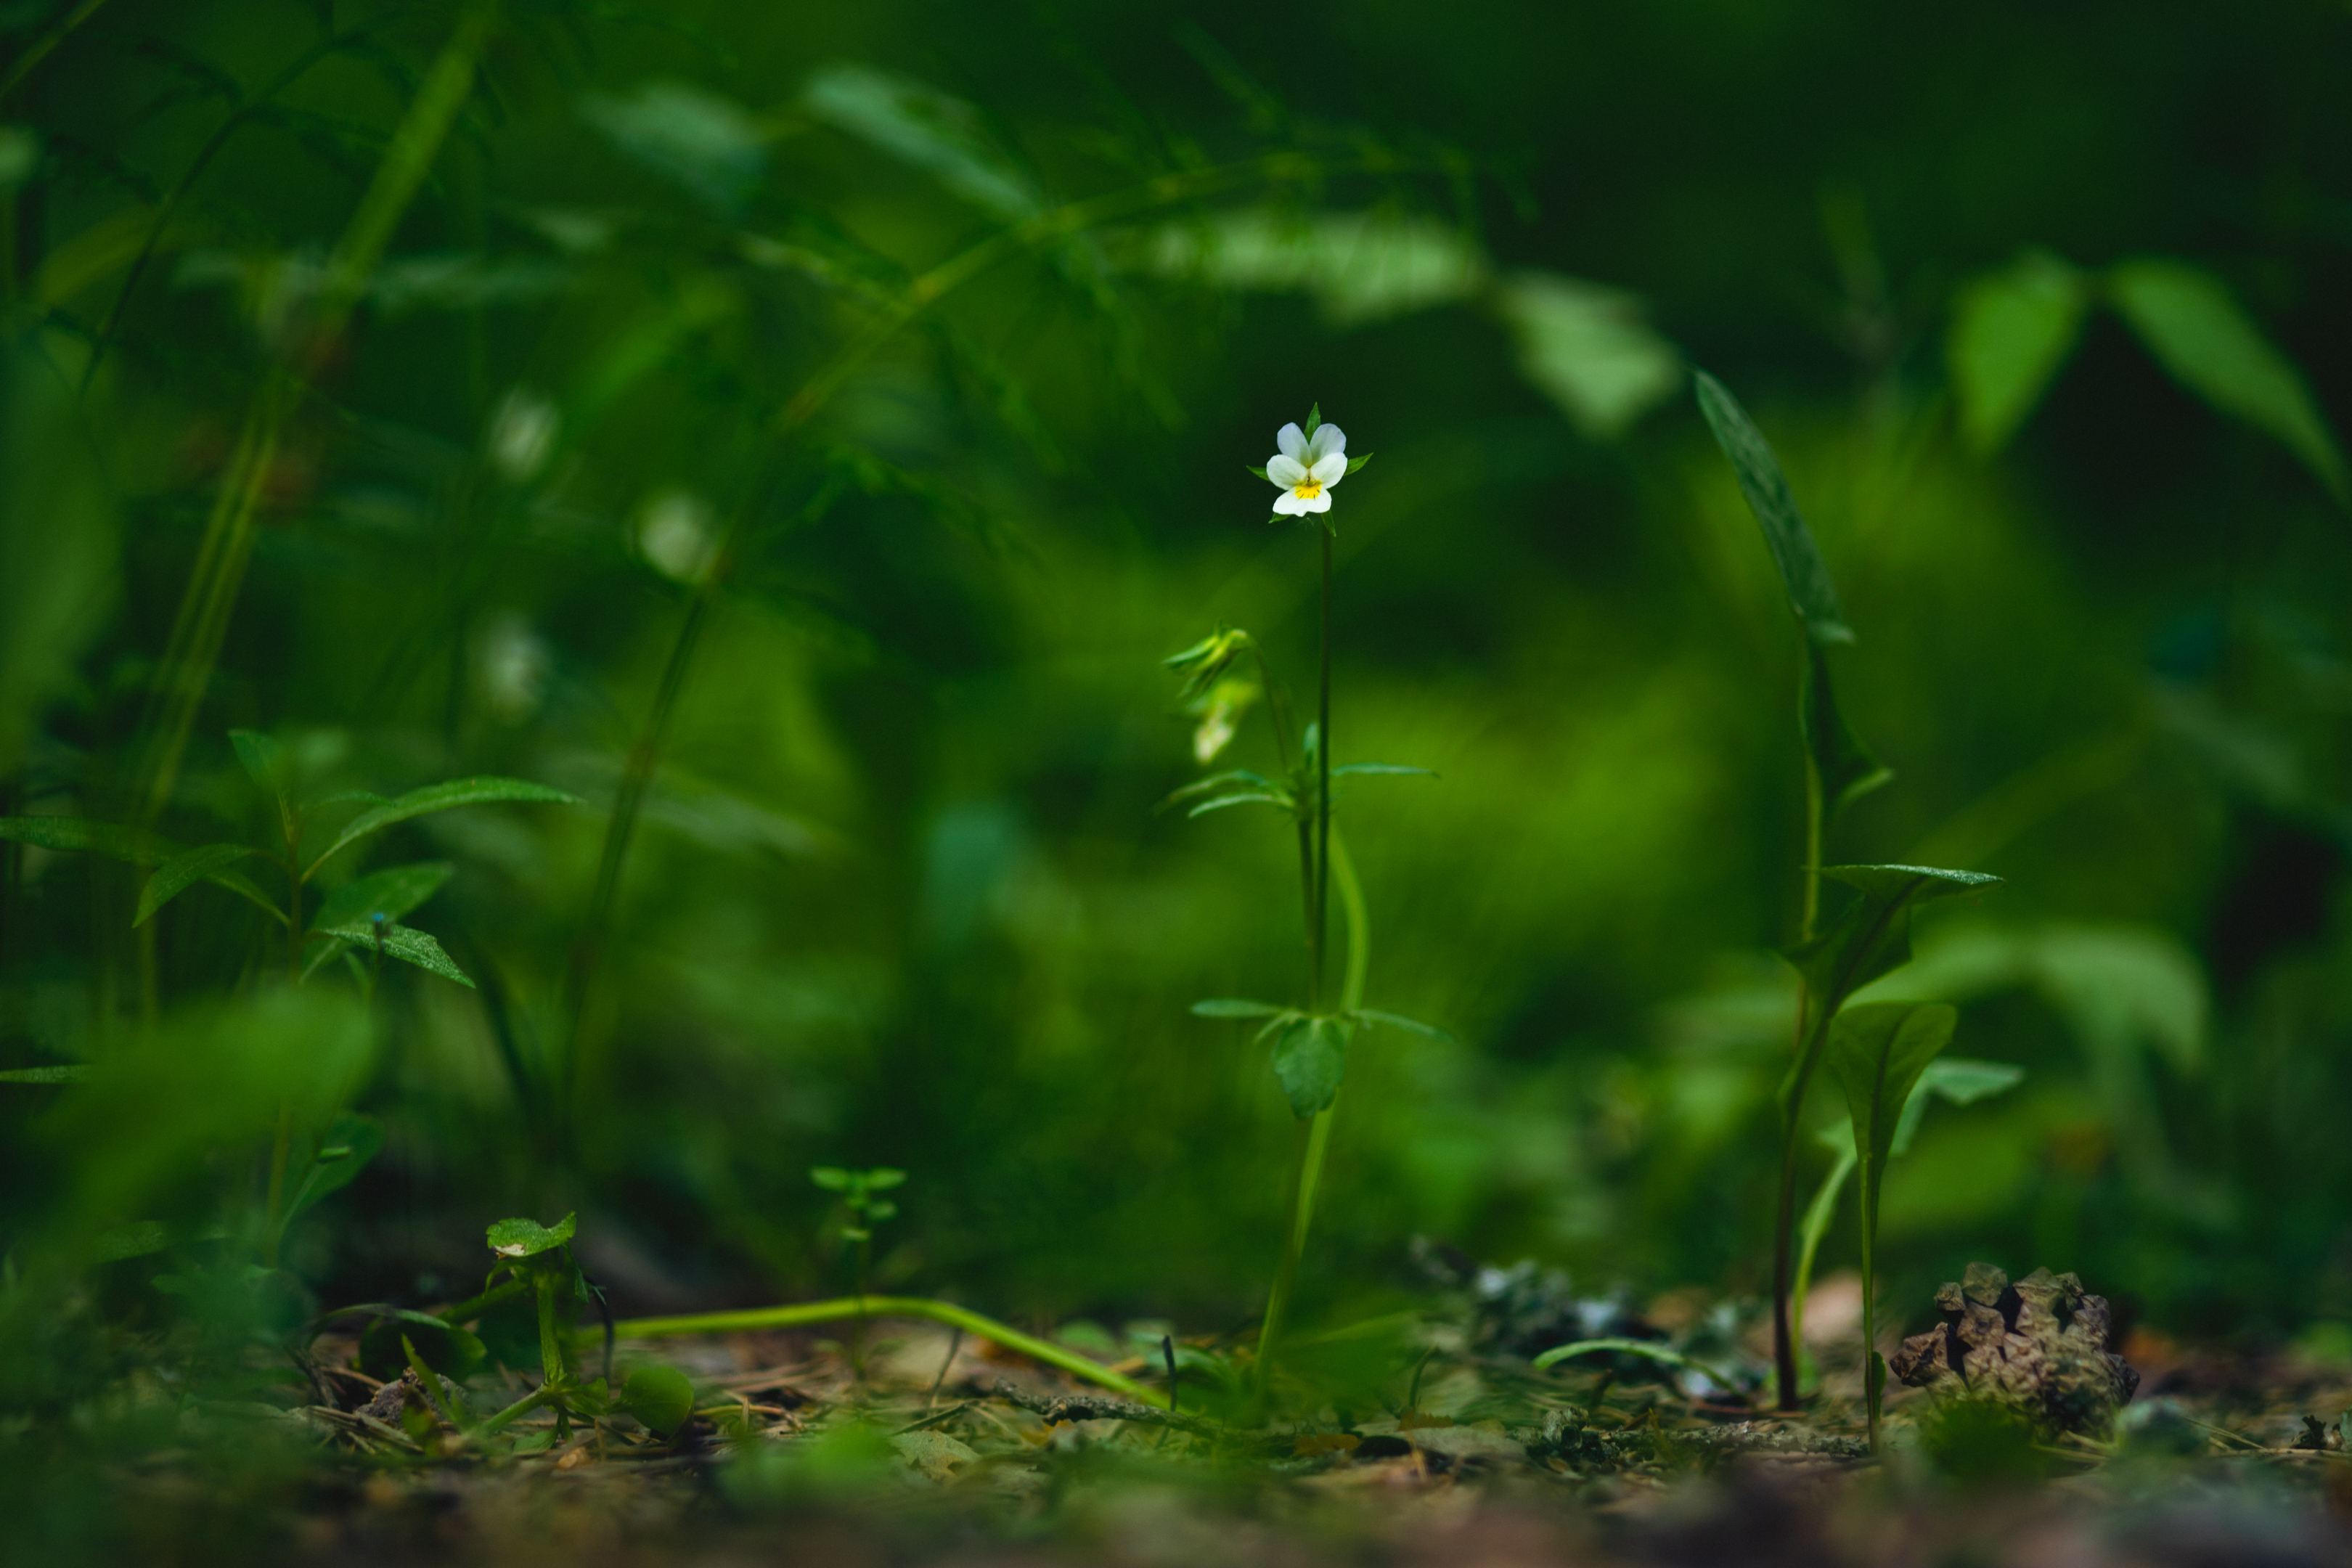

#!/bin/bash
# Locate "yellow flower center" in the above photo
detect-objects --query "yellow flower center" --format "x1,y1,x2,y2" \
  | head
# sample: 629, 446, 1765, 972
1292, 480, 1323, 500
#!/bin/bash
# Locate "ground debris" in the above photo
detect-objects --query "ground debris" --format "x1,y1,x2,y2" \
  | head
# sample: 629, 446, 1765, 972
1887, 1262, 2139, 1434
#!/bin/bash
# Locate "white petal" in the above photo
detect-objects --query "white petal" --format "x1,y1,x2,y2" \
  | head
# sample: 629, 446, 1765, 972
1297, 490, 1331, 513
1308, 424, 1346, 464
1275, 422, 1307, 462
1310, 452, 1347, 486
1272, 489, 1310, 515
1267, 454, 1309, 486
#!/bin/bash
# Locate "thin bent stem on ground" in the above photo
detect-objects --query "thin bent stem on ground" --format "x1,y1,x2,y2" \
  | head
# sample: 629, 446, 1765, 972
612, 1296, 1164, 1405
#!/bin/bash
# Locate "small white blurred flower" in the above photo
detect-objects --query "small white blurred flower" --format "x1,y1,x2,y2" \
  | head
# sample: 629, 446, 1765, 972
476, 613, 551, 722
1193, 701, 1238, 764
1265, 420, 1348, 515
637, 487, 719, 584
487, 386, 560, 483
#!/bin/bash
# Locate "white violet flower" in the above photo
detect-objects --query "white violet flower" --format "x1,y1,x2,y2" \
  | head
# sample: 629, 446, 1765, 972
1266, 420, 1349, 515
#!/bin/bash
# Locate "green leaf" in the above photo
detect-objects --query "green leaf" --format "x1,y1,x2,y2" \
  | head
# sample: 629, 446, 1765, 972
619, 1364, 696, 1436
1161, 768, 1271, 804
1829, 1001, 1961, 1183
1802, 640, 1892, 824
0, 1065, 89, 1084
1530, 1337, 1736, 1386
1692, 370, 1853, 645
1890, 1056, 2024, 1156
584, 78, 769, 215
356, 1310, 486, 1383
801, 62, 1040, 223
2107, 258, 2348, 505
230, 729, 293, 841
1784, 865, 2003, 1012
862, 1168, 907, 1191
1186, 791, 1289, 818
809, 1167, 850, 1191
306, 777, 576, 880
1351, 1008, 1453, 1042
1270, 1015, 1350, 1117
311, 860, 454, 934
1142, 211, 1486, 327
486, 1212, 576, 1259
1498, 271, 1683, 438
316, 920, 473, 987
1330, 762, 1436, 778
283, 1112, 385, 1220
1947, 250, 2089, 454
0, 817, 285, 924
135, 843, 265, 926
1246, 464, 1269, 481
1345, 452, 1374, 475
1192, 998, 1285, 1019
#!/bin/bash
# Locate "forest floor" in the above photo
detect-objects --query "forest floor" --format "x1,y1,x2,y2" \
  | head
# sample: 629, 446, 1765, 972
160, 1309, 2352, 1568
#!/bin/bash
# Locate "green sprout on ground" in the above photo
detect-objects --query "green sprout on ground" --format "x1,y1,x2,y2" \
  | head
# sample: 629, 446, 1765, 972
812, 1165, 905, 1373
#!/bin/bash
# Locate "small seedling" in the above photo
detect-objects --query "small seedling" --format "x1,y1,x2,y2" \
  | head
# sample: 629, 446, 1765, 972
812, 1165, 905, 1373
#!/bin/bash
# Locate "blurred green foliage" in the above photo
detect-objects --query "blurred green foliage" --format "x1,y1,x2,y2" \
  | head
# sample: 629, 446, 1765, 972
2, 0, 2352, 1405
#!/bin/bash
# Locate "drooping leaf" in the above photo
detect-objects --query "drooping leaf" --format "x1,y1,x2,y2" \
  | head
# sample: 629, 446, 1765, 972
1186, 791, 1289, 818
584, 78, 769, 215
1784, 865, 2003, 1011
1890, 1056, 2025, 1156
1270, 1014, 1350, 1117
1, 817, 284, 923
802, 62, 1040, 223
486, 1212, 576, 1259
2107, 258, 2348, 505
134, 842, 264, 926
1351, 1008, 1453, 1042
1829, 1001, 1960, 1185
1191, 998, 1286, 1019
316, 920, 473, 987
619, 1363, 696, 1436
1692, 370, 1853, 645
1948, 250, 2089, 454
311, 859, 454, 934
1801, 640, 1892, 823
1498, 271, 1683, 438
283, 1112, 385, 1220
306, 777, 576, 879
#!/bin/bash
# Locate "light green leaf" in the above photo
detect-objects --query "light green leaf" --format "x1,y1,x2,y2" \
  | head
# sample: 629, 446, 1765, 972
1890, 1056, 2024, 1156
316, 920, 473, 988
1193, 998, 1285, 1019
619, 1364, 696, 1436
1948, 249, 2089, 454
1784, 865, 2002, 1013
1693, 370, 1853, 645
862, 1168, 906, 1191
1498, 271, 1683, 438
135, 842, 264, 926
2031, 926, 2206, 1076
1344, 452, 1373, 475
1138, 208, 1487, 326
2107, 258, 2348, 505
1186, 791, 1289, 818
584, 79, 769, 215
1330, 762, 1436, 778
283, 1112, 385, 1220
311, 860, 454, 934
306, 777, 576, 880
1829, 1001, 1959, 1191
486, 1212, 576, 1259
803, 62, 1040, 223
0, 1064, 89, 1084
230, 729, 293, 841
1270, 1015, 1350, 1117
1530, 1337, 1735, 1386
809, 1167, 850, 1191
1802, 640, 1892, 824
1352, 1008, 1453, 1042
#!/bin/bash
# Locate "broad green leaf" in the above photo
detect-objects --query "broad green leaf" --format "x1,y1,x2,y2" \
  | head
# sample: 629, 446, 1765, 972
486, 1212, 576, 1258
2032, 925, 2206, 1076
1139, 208, 1487, 326
311, 860, 454, 934
862, 1168, 906, 1191
1828, 1001, 1959, 1191
2107, 258, 2348, 505
809, 1167, 850, 1190
284, 1112, 385, 1220
230, 729, 293, 841
1948, 250, 2089, 454
0, 1064, 89, 1084
1, 817, 284, 923
1693, 370, 1853, 645
1192, 998, 1285, 1019
803, 62, 1040, 223
91, 1220, 170, 1261
584, 79, 768, 215
135, 842, 264, 926
1352, 1008, 1454, 1042
1270, 1015, 1350, 1117
1802, 640, 1892, 824
1891, 1056, 2024, 1156
1498, 271, 1683, 438
620, 1364, 696, 1436
306, 777, 576, 880
317, 920, 474, 987
1784, 865, 2002, 1010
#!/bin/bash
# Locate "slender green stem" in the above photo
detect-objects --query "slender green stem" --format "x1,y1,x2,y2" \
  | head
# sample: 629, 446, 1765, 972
433, 1275, 528, 1326
470, 1381, 560, 1438
613, 1296, 1161, 1404
1771, 709, 1831, 1408
0, 0, 111, 102
1789, 1142, 1855, 1395
535, 1275, 566, 1389
1315, 527, 1333, 1007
